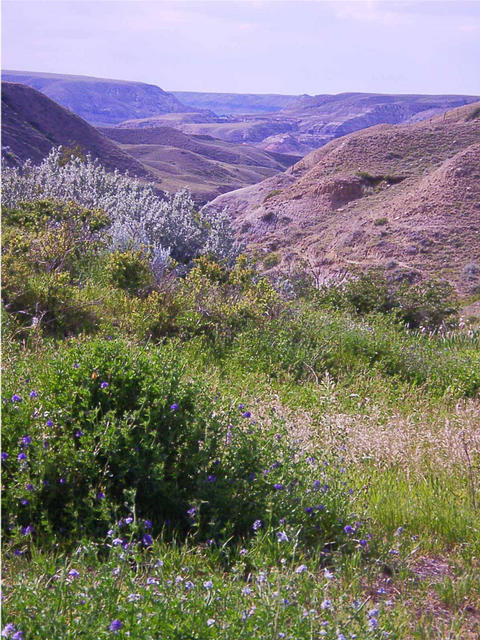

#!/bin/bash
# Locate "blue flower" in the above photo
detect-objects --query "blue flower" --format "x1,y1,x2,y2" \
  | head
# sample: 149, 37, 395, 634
97, 491, 106, 500
108, 619, 123, 634
142, 534, 153, 546
144, 519, 152, 529
305, 507, 313, 514
276, 531, 288, 542
273, 483, 285, 490
11, 394, 22, 403
21, 525, 33, 536
21, 499, 29, 506
295, 564, 307, 574
75, 430, 83, 438
207, 475, 216, 483
12, 632, 24, 640
73, 364, 79, 369
242, 411, 251, 418
252, 519, 262, 531
29, 390, 38, 398
125, 517, 133, 525
170, 403, 179, 411
59, 477, 66, 484
21, 436, 31, 446
46, 420, 53, 427
187, 507, 197, 517
100, 382, 109, 389
17, 453, 27, 461
1, 623, 16, 638
1, 453, 9, 461
203, 580, 213, 589
344, 525, 354, 535
68, 569, 80, 578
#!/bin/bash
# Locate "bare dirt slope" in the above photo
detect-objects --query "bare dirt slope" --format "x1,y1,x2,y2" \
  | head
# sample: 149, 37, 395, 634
207, 103, 480, 294
101, 126, 297, 203
1, 82, 156, 180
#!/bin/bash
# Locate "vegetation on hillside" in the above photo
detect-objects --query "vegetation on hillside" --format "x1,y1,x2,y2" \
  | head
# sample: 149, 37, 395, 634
2, 154, 479, 639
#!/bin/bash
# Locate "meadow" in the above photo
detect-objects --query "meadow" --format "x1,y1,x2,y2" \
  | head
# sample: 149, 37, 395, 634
2, 153, 479, 639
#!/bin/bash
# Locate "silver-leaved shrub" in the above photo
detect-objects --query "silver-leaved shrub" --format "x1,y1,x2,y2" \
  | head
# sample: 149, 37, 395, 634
2, 148, 241, 274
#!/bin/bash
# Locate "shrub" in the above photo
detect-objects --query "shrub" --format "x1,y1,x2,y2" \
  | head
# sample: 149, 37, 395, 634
2, 148, 242, 269
105, 250, 154, 295
2, 338, 353, 549
374, 217, 388, 226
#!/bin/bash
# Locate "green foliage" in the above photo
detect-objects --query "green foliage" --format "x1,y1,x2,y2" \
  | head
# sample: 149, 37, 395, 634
263, 251, 281, 269
2, 338, 353, 550
315, 270, 459, 329
105, 249, 153, 294
373, 217, 388, 226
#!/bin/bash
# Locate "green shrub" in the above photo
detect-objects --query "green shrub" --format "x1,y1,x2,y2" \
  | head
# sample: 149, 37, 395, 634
374, 217, 388, 226
263, 252, 281, 269
105, 249, 153, 295
2, 337, 353, 548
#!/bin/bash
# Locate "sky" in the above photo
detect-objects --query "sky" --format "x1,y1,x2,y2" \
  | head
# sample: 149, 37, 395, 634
2, 0, 480, 95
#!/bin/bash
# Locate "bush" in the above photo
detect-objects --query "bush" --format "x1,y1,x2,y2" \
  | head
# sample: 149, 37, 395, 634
2, 148, 242, 269
105, 250, 154, 295
2, 338, 352, 549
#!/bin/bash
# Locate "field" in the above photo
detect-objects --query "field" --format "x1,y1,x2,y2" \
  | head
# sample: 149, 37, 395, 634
2, 161, 480, 640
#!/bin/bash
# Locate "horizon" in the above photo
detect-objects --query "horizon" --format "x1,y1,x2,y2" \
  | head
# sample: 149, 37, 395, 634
2, 1, 480, 96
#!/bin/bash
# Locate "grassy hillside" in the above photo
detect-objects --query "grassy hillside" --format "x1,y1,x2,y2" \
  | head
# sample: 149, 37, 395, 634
1, 82, 156, 181
2, 148, 480, 637
101, 126, 297, 203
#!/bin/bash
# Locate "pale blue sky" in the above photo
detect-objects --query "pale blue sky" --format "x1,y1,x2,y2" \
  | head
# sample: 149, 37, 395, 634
2, 0, 480, 95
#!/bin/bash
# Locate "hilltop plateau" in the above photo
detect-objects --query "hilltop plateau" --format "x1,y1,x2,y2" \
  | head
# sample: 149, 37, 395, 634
2, 70, 191, 126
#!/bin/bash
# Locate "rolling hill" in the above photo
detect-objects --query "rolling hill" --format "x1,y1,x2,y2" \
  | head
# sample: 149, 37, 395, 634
119, 92, 480, 157
1, 82, 155, 180
2, 70, 191, 126
207, 102, 480, 294
101, 126, 297, 202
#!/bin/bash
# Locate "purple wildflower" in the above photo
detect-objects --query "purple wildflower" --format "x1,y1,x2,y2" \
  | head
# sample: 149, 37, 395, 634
273, 483, 285, 490
26, 484, 34, 491
142, 534, 153, 546
100, 382, 109, 389
21, 525, 33, 536
59, 477, 66, 484
17, 453, 27, 461
207, 475, 216, 483
170, 403, 179, 411
11, 394, 22, 403
73, 364, 79, 369
242, 411, 251, 418
144, 519, 152, 529
203, 580, 213, 589
75, 430, 83, 438
1, 453, 9, 461
46, 420, 53, 427
97, 491, 105, 500
29, 390, 38, 398
68, 569, 80, 578
276, 531, 288, 542
344, 525, 354, 535
108, 619, 123, 634
2, 623, 16, 638
252, 519, 262, 531
21, 436, 31, 446
21, 499, 29, 506
12, 632, 24, 640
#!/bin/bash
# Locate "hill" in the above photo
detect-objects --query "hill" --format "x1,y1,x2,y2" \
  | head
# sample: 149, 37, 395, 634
171, 91, 299, 114
207, 102, 480, 294
2, 70, 190, 126
1, 82, 155, 180
120, 92, 479, 157
101, 126, 297, 203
